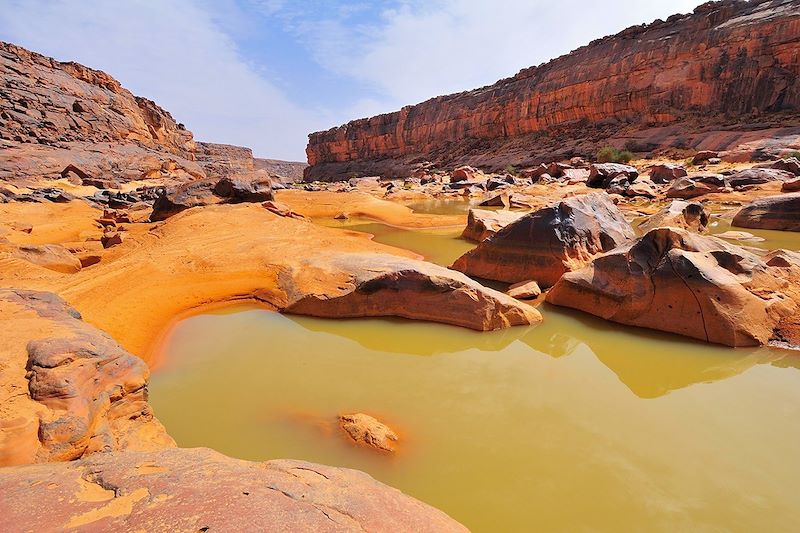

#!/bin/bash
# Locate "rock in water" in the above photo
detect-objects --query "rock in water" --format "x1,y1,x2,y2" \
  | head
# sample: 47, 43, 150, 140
507, 280, 542, 300
338, 413, 398, 452
639, 200, 709, 233
732, 193, 800, 231
462, 208, 526, 242
451, 193, 635, 286
547, 228, 800, 347
0, 448, 467, 532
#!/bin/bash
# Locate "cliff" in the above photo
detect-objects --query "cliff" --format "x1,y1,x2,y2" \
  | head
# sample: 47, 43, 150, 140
305, 0, 800, 181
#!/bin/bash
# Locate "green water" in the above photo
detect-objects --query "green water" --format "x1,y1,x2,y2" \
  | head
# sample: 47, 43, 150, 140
149, 216, 800, 532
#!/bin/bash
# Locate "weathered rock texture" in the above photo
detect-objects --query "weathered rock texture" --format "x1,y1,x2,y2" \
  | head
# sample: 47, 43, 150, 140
639, 200, 710, 233
547, 228, 800, 347
0, 447, 467, 532
338, 413, 398, 453
462, 208, 526, 242
0, 289, 173, 467
306, 0, 800, 181
452, 193, 635, 286
733, 192, 800, 230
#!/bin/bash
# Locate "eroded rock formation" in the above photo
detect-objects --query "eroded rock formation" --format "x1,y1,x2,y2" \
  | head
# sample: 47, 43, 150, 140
452, 193, 635, 286
639, 200, 710, 233
733, 192, 800, 231
547, 228, 800, 346
306, 0, 800, 181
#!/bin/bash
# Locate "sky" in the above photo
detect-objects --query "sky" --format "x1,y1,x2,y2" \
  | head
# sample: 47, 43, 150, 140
0, 0, 705, 161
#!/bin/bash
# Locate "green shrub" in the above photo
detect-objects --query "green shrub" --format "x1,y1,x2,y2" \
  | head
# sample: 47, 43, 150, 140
504, 164, 518, 176
789, 151, 800, 160
596, 147, 634, 164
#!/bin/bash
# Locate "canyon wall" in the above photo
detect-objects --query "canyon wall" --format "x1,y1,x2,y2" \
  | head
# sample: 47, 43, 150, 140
305, 0, 800, 181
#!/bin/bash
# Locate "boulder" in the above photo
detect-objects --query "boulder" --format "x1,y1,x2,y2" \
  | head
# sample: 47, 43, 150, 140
756, 157, 800, 176
639, 200, 709, 233
101, 231, 124, 248
624, 178, 658, 198
783, 177, 800, 192
338, 413, 398, 452
213, 172, 274, 203
546, 162, 572, 178
507, 280, 542, 300
726, 168, 794, 189
587, 163, 638, 189
563, 168, 590, 184
451, 193, 635, 286
666, 173, 725, 199
0, 447, 467, 532
150, 179, 220, 221
732, 193, 800, 231
462, 208, 526, 242
547, 228, 800, 347
450, 165, 478, 182
648, 164, 688, 184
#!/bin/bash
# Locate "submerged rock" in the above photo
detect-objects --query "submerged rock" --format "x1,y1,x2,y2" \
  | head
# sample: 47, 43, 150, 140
733, 193, 800, 231
338, 413, 398, 452
451, 193, 635, 286
547, 228, 800, 347
639, 200, 709, 233
0, 447, 467, 532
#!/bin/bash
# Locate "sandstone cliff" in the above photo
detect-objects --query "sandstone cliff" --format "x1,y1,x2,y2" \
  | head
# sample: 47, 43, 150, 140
305, 0, 800, 181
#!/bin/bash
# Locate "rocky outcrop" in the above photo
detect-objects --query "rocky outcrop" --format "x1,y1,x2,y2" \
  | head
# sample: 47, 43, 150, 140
338, 413, 398, 453
0, 447, 466, 532
305, 1, 800, 180
195, 142, 255, 177
639, 200, 709, 233
547, 228, 800, 347
0, 289, 173, 467
462, 208, 526, 242
451, 193, 635, 286
254, 158, 307, 183
732, 192, 800, 231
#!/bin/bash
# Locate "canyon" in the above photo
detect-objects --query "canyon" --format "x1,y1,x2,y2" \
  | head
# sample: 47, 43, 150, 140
305, 0, 800, 181
2, 0, 800, 530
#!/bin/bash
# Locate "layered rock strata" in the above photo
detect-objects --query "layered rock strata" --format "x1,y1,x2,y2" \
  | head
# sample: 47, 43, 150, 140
306, 0, 800, 180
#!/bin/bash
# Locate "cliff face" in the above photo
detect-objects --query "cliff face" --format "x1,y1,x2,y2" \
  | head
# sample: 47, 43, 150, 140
306, 0, 800, 181
0, 41, 195, 156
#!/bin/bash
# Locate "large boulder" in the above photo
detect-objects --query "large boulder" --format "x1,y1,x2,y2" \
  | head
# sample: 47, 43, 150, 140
547, 228, 800, 347
732, 193, 800, 231
150, 179, 220, 221
0, 447, 467, 532
648, 164, 688, 184
726, 168, 794, 188
756, 157, 800, 176
638, 200, 709, 233
587, 163, 638, 189
451, 193, 635, 286
213, 171, 274, 203
666, 173, 726, 199
0, 289, 173, 467
462, 208, 526, 242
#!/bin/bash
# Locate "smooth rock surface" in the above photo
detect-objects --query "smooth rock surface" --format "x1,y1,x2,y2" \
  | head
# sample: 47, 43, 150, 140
462, 208, 526, 242
732, 193, 800, 231
639, 200, 709, 233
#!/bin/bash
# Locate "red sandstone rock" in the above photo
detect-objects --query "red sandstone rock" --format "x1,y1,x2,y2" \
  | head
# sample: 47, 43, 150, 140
462, 208, 526, 242
507, 280, 542, 300
639, 200, 709, 233
732, 193, 800, 231
648, 164, 688, 184
547, 228, 800, 347
783, 177, 800, 192
305, 1, 800, 180
451, 193, 635, 286
666, 174, 726, 199
0, 448, 467, 532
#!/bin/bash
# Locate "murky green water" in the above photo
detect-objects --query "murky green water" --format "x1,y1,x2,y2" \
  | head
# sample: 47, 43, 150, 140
150, 306, 800, 532
150, 214, 800, 532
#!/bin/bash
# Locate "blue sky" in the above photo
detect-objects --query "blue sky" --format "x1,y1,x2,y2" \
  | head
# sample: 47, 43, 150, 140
0, 0, 705, 160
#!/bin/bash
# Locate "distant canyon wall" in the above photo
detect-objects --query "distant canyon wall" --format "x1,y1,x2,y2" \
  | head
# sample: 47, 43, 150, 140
305, 0, 800, 181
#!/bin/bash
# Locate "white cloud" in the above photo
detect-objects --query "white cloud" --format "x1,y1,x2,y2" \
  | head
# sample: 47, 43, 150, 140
0, 0, 323, 160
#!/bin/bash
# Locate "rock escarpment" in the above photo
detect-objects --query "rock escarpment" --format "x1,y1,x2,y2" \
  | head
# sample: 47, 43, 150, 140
452, 193, 635, 286
547, 228, 800, 347
306, 0, 800, 181
0, 448, 467, 532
